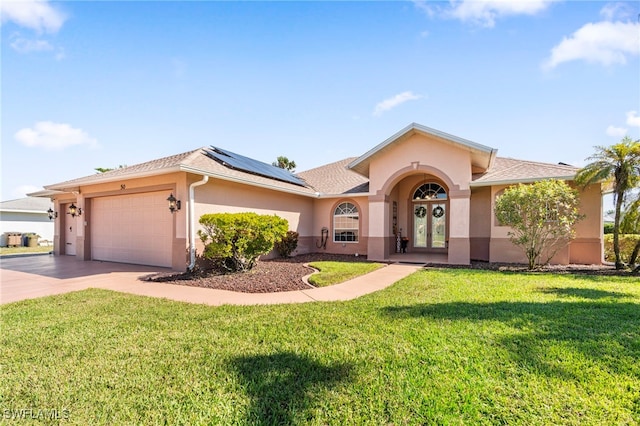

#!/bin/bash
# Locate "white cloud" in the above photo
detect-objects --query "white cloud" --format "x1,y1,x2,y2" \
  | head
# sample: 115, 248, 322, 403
15, 121, 98, 150
415, 0, 556, 28
0, 0, 66, 33
13, 184, 41, 198
626, 110, 640, 128
600, 2, 634, 21
10, 36, 52, 53
543, 21, 640, 69
606, 125, 628, 138
373, 91, 424, 117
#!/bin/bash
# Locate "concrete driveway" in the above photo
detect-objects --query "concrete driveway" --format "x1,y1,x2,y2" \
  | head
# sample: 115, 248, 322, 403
0, 254, 421, 306
0, 254, 165, 305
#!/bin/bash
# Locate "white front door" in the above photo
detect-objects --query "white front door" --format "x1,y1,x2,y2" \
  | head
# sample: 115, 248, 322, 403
413, 202, 447, 250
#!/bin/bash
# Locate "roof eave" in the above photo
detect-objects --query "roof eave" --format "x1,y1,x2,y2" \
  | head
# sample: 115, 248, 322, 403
26, 189, 69, 198
470, 175, 576, 187
178, 166, 318, 198
0, 208, 50, 214
43, 167, 184, 192
314, 191, 370, 199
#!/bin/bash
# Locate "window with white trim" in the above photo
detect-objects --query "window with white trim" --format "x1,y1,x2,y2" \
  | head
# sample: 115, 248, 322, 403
333, 202, 359, 242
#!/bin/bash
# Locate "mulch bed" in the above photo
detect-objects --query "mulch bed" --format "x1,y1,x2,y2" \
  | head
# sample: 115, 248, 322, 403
142, 253, 371, 293
142, 253, 635, 294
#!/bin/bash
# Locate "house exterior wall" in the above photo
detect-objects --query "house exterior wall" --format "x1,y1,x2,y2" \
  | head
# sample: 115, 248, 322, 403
568, 182, 603, 264
469, 186, 492, 261
192, 176, 316, 257
365, 132, 473, 263
307, 195, 369, 256
489, 182, 603, 265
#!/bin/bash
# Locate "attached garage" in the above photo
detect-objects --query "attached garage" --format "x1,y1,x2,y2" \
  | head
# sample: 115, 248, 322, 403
91, 192, 173, 267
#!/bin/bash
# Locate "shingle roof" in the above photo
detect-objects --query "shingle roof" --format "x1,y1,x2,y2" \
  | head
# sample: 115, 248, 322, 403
471, 157, 578, 186
44, 149, 203, 190
44, 148, 318, 196
0, 197, 53, 212
40, 146, 580, 198
296, 158, 370, 195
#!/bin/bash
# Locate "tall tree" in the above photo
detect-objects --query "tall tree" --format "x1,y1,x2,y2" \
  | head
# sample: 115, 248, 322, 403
494, 179, 583, 270
575, 137, 640, 269
272, 156, 296, 172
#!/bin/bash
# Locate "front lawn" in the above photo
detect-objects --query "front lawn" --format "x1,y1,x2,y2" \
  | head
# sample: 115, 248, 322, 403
307, 260, 384, 286
1, 270, 639, 424
0, 246, 51, 256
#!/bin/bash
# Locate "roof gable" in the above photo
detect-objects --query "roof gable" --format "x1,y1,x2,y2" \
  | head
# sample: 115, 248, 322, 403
348, 123, 497, 177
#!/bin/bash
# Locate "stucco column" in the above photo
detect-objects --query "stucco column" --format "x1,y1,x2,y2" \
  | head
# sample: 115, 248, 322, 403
367, 196, 389, 261
75, 193, 89, 261
448, 193, 470, 265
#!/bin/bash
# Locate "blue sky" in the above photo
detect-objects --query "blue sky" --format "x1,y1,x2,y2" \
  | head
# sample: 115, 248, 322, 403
1, 0, 639, 203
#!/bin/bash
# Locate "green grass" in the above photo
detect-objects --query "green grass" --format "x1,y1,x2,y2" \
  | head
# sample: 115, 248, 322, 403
307, 261, 384, 286
1, 270, 639, 425
0, 245, 52, 256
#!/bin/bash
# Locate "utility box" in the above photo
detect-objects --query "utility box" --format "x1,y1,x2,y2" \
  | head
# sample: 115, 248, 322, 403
5, 232, 22, 247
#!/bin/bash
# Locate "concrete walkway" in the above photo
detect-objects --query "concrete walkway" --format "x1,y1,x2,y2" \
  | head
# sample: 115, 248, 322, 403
0, 255, 422, 306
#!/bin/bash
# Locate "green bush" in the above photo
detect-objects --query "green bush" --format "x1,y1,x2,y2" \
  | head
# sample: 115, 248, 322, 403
274, 230, 299, 258
198, 212, 288, 272
604, 234, 640, 263
494, 179, 582, 269
603, 223, 615, 234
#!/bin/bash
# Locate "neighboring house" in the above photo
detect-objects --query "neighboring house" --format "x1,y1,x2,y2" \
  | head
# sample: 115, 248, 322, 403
0, 197, 54, 246
30, 123, 602, 270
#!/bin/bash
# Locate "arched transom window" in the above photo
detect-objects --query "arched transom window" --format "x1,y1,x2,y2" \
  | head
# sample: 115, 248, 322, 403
333, 202, 359, 242
413, 182, 447, 201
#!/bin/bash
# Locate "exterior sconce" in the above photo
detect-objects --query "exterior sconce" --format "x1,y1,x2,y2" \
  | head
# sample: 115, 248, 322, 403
167, 193, 181, 213
47, 208, 58, 220
67, 203, 82, 217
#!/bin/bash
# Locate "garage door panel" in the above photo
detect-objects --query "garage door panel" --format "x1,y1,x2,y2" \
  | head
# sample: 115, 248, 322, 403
91, 192, 172, 267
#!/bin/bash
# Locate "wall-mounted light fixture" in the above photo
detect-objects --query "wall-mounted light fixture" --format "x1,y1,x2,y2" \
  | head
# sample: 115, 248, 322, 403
47, 208, 58, 220
67, 203, 82, 217
167, 193, 181, 213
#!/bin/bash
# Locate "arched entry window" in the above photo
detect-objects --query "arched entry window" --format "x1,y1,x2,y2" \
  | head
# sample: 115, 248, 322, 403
413, 183, 447, 200
412, 182, 447, 249
333, 202, 359, 242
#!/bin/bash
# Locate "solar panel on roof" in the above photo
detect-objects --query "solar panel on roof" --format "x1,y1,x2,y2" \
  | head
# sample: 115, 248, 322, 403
204, 146, 307, 187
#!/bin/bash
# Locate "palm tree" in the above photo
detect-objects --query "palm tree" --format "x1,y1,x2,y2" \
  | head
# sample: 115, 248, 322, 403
575, 137, 640, 269
272, 156, 296, 172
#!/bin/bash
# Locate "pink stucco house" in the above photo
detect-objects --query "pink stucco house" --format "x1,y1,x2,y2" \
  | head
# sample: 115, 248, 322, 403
31, 123, 603, 270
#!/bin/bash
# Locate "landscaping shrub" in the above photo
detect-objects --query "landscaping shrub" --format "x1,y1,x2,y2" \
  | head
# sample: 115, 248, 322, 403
604, 234, 640, 264
494, 179, 583, 269
198, 212, 288, 272
274, 230, 299, 258
604, 223, 615, 234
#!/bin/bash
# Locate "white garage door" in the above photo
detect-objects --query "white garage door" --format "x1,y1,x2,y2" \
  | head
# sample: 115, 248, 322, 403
92, 192, 173, 267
